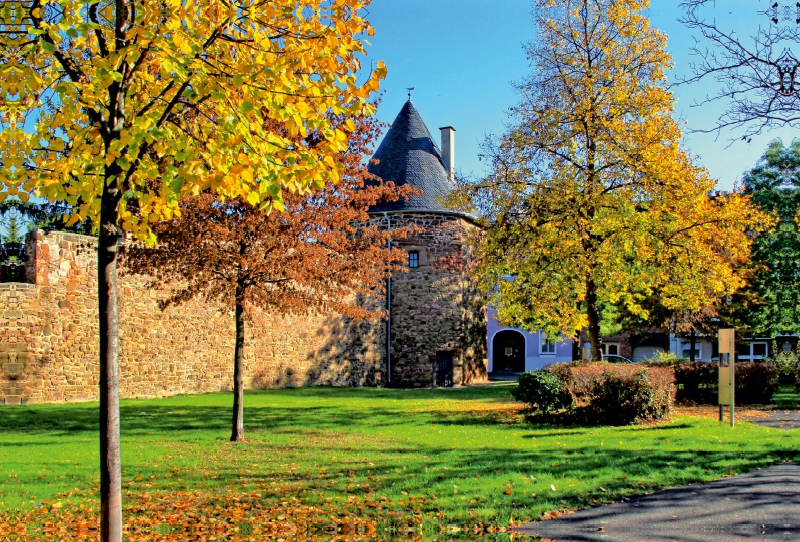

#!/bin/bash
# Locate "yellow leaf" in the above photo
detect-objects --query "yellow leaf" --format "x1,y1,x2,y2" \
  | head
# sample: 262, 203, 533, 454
246, 191, 260, 206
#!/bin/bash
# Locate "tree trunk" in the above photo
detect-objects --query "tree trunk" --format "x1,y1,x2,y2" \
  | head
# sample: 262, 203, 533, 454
586, 278, 602, 362
231, 282, 246, 442
689, 328, 697, 362
99, 181, 123, 542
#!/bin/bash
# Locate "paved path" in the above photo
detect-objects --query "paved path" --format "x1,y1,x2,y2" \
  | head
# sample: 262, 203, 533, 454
745, 410, 800, 430
515, 463, 800, 541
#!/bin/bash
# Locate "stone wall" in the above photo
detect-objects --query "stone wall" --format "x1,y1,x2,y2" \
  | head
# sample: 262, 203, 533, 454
1, 231, 385, 405
375, 213, 487, 387
1, 222, 489, 405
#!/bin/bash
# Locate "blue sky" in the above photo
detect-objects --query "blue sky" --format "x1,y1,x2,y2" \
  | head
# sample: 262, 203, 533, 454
364, 0, 798, 190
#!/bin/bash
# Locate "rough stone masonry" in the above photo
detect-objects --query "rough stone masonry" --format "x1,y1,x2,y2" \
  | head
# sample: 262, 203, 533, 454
0, 226, 486, 405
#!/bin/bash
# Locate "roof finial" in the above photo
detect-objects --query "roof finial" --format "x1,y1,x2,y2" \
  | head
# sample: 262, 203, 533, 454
406, 86, 414, 100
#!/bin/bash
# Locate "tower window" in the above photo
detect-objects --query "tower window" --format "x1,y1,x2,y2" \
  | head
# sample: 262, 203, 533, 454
408, 251, 419, 268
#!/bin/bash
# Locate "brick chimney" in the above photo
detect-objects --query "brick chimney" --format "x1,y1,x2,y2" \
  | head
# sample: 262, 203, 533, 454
439, 126, 455, 180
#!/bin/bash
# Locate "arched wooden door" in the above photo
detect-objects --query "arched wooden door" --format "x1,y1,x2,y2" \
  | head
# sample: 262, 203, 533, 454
492, 330, 526, 372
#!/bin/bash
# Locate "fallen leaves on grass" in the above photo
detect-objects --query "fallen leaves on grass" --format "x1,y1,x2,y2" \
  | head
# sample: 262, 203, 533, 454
0, 487, 514, 541
0, 489, 388, 540
673, 405, 772, 421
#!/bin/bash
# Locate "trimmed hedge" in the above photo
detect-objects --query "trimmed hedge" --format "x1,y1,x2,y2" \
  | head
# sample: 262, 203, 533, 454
673, 362, 717, 404
510, 370, 572, 414
513, 363, 676, 425
737, 362, 779, 404
547, 362, 604, 404
587, 367, 675, 425
673, 361, 778, 405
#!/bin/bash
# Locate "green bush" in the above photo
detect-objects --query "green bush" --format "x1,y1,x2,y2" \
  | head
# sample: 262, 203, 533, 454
511, 370, 572, 414
770, 350, 799, 378
794, 363, 800, 392
644, 351, 688, 367
587, 367, 675, 425
674, 361, 778, 405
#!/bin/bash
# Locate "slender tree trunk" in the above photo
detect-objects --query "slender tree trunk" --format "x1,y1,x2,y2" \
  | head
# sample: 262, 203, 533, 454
689, 328, 697, 362
99, 180, 123, 542
586, 277, 602, 362
231, 282, 246, 442
99, 6, 132, 538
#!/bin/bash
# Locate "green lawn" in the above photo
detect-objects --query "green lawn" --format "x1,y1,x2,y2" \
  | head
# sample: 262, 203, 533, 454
1, 383, 799, 539
770, 383, 800, 409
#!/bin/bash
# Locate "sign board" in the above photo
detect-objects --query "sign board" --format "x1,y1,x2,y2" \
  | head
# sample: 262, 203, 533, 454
718, 329, 735, 426
719, 329, 734, 354
719, 365, 733, 404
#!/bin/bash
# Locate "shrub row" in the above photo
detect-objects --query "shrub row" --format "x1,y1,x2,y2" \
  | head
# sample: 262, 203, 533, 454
673, 361, 778, 405
512, 363, 676, 425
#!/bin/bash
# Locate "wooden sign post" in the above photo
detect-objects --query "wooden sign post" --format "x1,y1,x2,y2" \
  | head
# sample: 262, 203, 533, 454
718, 329, 735, 427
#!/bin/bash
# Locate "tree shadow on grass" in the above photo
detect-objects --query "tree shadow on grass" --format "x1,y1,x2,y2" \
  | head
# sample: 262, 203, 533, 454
256, 384, 517, 403
0, 385, 525, 438
159, 436, 800, 528
0, 405, 394, 436
0, 401, 514, 438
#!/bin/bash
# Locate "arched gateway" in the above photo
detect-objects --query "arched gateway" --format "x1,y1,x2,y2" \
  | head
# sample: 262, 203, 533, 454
492, 330, 526, 373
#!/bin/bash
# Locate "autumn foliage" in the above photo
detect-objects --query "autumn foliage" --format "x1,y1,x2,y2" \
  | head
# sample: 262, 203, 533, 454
459, 0, 763, 359
1, 1, 384, 229
1, 1, 385, 538
123, 110, 416, 442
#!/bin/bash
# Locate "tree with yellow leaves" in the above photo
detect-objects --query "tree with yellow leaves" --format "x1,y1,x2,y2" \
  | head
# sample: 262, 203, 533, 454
0, 1, 383, 539
458, 0, 762, 361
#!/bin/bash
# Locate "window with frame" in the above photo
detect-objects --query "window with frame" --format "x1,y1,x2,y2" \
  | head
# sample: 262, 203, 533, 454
682, 346, 701, 360
541, 336, 556, 355
408, 251, 419, 268
602, 343, 620, 356
737, 343, 751, 357
738, 342, 768, 360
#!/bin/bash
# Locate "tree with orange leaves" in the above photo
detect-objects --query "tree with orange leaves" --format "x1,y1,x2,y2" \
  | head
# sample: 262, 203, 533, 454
123, 111, 416, 442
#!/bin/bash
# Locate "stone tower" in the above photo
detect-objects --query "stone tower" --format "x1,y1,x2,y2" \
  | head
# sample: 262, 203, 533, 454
367, 100, 486, 388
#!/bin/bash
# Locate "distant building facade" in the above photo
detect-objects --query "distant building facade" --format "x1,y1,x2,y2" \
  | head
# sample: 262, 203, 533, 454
487, 307, 572, 373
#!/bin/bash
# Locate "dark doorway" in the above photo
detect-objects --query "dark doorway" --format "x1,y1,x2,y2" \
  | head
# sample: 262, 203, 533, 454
435, 351, 455, 387
493, 330, 526, 372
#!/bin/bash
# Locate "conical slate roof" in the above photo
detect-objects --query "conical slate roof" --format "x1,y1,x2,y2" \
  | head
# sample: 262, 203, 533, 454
367, 100, 453, 213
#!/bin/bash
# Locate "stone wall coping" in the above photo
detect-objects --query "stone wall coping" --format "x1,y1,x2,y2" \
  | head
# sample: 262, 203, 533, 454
31, 229, 99, 245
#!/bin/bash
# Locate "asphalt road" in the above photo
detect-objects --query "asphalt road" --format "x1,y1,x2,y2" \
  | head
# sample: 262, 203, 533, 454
515, 463, 800, 541
746, 410, 800, 430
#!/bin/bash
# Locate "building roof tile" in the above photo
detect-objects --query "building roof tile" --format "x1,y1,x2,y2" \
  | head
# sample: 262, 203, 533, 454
367, 100, 454, 213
